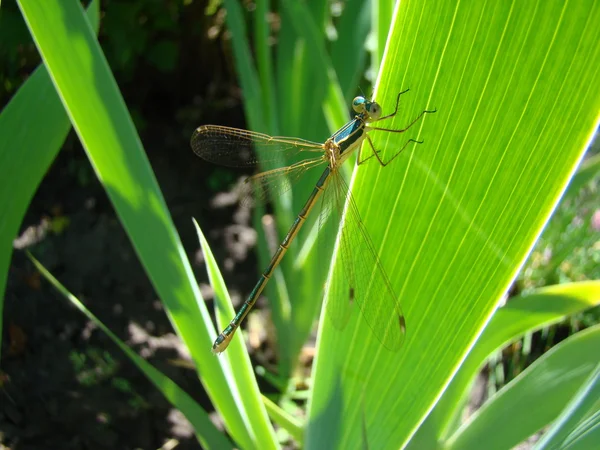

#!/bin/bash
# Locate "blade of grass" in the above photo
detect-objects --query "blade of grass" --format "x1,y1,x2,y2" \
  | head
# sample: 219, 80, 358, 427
330, 1, 370, 101
193, 219, 276, 446
275, 0, 330, 139
563, 151, 600, 202
223, 0, 266, 134
16, 1, 275, 447
371, 0, 394, 78
221, 0, 298, 377
27, 252, 233, 450
222, 1, 365, 376
413, 281, 600, 447
533, 363, 600, 450
281, 0, 347, 132
0, 0, 100, 361
260, 0, 353, 373
254, 0, 277, 134
445, 326, 600, 450
262, 395, 304, 444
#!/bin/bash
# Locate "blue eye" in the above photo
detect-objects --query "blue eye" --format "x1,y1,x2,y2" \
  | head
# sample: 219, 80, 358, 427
352, 96, 366, 112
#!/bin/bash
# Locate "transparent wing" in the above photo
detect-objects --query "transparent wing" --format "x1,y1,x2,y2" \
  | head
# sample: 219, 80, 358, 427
191, 125, 324, 168
240, 157, 325, 207
324, 169, 406, 351
322, 172, 353, 329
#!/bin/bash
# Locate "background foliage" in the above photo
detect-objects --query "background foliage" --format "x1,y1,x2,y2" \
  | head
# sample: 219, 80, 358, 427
1, 0, 599, 449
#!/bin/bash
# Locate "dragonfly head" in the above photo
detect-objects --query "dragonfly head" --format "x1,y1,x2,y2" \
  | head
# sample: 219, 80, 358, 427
352, 96, 382, 121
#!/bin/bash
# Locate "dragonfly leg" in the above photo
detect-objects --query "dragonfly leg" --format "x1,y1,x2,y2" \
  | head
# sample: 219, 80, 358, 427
365, 134, 424, 167
357, 137, 380, 165
374, 88, 411, 121
369, 107, 437, 134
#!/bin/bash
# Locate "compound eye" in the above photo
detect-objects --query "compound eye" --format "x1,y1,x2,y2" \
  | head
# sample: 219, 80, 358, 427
352, 96, 366, 113
368, 102, 382, 120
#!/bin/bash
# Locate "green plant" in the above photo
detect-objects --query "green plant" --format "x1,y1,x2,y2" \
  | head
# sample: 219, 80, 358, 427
1, 0, 600, 449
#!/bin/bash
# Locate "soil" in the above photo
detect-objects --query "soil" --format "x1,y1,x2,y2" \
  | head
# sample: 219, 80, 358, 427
1, 106, 258, 449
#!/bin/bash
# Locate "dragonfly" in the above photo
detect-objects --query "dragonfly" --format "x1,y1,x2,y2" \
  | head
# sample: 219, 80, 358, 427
191, 89, 435, 353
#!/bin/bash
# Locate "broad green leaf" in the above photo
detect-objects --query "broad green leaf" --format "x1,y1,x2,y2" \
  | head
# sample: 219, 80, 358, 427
16, 1, 275, 447
445, 326, 600, 450
307, 1, 600, 448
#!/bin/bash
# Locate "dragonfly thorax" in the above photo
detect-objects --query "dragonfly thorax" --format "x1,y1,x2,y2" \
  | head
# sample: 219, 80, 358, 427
323, 139, 344, 168
324, 132, 364, 169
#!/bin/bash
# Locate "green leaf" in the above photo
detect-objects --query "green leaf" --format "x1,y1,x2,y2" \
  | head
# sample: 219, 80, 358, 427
262, 395, 304, 444
307, 1, 600, 448
533, 362, 600, 450
370, 0, 394, 78
254, 0, 277, 134
281, 0, 347, 132
15, 1, 276, 447
564, 152, 600, 202
223, 0, 266, 133
445, 326, 600, 450
0, 0, 100, 361
27, 253, 233, 450
193, 219, 277, 448
222, 0, 356, 376
424, 281, 600, 445
330, 1, 371, 101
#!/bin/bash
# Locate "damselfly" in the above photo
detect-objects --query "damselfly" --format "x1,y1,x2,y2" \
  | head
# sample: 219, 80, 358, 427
191, 89, 435, 353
